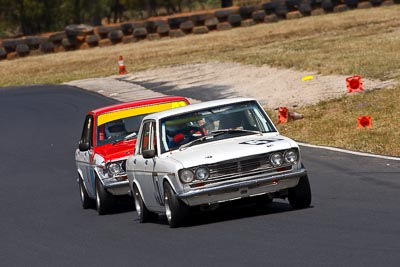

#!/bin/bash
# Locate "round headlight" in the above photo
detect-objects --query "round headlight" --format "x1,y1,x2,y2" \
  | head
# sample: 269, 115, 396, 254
270, 153, 283, 167
284, 150, 298, 163
195, 167, 209, 180
108, 162, 122, 175
179, 169, 194, 183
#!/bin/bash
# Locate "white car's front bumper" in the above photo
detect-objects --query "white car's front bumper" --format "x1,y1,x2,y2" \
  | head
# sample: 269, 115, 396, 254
177, 168, 307, 206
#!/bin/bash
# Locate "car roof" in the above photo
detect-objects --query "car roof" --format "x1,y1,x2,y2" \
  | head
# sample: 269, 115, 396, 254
88, 96, 190, 115
143, 97, 257, 120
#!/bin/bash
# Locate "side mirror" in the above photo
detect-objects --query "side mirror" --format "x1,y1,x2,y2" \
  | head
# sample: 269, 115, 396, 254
143, 149, 156, 159
79, 142, 90, 151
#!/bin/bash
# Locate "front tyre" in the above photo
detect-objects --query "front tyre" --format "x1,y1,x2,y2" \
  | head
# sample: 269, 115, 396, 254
132, 184, 153, 223
96, 178, 114, 215
79, 176, 94, 209
164, 182, 189, 228
288, 175, 312, 209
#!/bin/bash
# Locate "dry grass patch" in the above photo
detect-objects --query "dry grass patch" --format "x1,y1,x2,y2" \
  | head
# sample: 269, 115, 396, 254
269, 85, 400, 157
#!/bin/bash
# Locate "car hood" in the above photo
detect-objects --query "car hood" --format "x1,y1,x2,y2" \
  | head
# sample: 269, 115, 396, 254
95, 139, 136, 162
166, 134, 298, 168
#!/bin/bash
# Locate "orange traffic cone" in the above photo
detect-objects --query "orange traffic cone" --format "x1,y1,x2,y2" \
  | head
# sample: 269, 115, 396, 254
357, 116, 372, 128
346, 75, 364, 93
277, 107, 289, 124
118, 55, 128, 75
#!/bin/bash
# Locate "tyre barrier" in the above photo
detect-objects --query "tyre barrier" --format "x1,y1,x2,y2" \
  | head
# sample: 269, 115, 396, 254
146, 20, 166, 34
344, 0, 359, 9
169, 29, 185, 38
121, 23, 134, 35
133, 27, 148, 39
262, 2, 276, 15
180, 20, 195, 34
49, 32, 66, 45
252, 10, 267, 23
39, 42, 55, 53
168, 16, 190, 30
0, 47, 6, 60
193, 26, 209, 34
370, 0, 384, 5
241, 19, 256, 27
217, 22, 233, 31
86, 34, 100, 47
61, 38, 76, 51
264, 14, 279, 23
97, 26, 120, 39
299, 2, 313, 15
214, 7, 239, 22
228, 14, 243, 27
205, 17, 219, 30
65, 24, 94, 37
16, 43, 30, 57
190, 12, 213, 26
239, 5, 260, 19
25, 36, 47, 49
0, 1, 399, 60
157, 24, 171, 37
334, 4, 350, 12
108, 30, 124, 44
287, 10, 303, 19
2, 38, 23, 53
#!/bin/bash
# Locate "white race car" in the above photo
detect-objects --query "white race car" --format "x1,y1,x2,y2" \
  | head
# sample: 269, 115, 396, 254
126, 98, 311, 227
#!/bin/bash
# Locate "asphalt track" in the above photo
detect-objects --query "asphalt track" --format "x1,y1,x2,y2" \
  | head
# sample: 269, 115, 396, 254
1, 85, 400, 267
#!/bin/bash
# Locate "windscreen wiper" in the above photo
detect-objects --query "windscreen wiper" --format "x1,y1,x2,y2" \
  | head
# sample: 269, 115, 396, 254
179, 131, 226, 150
112, 132, 137, 145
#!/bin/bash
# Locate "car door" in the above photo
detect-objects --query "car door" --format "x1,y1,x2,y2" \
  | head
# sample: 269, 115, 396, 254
75, 115, 96, 198
133, 120, 162, 209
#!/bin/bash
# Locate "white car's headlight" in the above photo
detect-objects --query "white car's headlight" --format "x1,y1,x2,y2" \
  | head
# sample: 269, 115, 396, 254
270, 153, 283, 167
179, 169, 194, 183
195, 167, 209, 180
284, 149, 298, 163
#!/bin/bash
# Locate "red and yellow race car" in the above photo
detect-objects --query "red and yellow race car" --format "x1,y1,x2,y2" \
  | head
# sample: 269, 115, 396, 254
75, 96, 190, 215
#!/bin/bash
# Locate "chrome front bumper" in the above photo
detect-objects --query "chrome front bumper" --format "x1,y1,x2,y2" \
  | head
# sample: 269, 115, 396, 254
177, 168, 307, 206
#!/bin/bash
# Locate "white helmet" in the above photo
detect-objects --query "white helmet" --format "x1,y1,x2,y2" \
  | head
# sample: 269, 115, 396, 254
105, 120, 127, 138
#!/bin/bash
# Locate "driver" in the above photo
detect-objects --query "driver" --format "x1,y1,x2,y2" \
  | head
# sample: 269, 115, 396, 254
105, 119, 127, 139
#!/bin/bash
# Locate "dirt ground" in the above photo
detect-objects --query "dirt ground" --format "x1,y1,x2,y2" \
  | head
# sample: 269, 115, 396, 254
67, 62, 397, 108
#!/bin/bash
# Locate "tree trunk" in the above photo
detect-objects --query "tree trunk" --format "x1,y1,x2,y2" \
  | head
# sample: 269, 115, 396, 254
146, 0, 157, 17
73, 0, 81, 24
221, 0, 233, 8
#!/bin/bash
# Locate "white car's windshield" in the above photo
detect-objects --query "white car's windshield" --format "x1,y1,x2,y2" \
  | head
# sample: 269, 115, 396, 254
160, 101, 276, 153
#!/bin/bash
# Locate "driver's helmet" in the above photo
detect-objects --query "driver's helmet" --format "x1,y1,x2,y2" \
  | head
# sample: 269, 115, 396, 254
105, 119, 127, 139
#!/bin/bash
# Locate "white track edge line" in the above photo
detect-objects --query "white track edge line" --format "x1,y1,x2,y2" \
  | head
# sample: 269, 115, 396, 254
297, 142, 400, 161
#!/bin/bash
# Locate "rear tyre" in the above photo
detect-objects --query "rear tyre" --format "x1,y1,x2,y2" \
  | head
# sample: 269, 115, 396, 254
288, 175, 312, 209
132, 184, 153, 223
164, 182, 189, 228
96, 178, 114, 215
79, 176, 94, 209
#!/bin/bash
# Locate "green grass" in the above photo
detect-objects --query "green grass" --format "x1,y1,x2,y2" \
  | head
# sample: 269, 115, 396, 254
1, 5, 400, 156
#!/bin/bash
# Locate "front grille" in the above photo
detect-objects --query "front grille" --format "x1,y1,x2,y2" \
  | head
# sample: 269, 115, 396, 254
187, 149, 297, 188
207, 154, 272, 177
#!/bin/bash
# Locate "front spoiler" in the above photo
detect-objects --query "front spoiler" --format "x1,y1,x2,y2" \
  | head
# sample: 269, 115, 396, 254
177, 168, 307, 206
